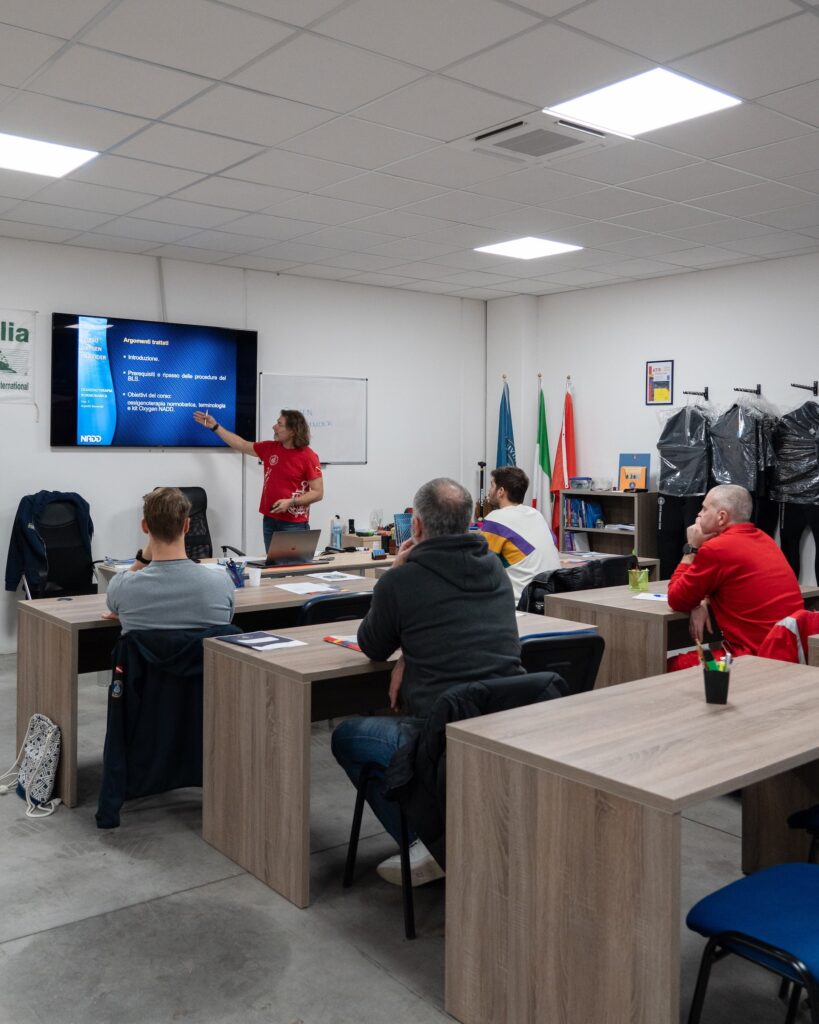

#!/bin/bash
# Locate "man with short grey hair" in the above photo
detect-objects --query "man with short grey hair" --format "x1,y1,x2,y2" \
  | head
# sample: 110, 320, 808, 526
331, 476, 523, 886
667, 483, 802, 666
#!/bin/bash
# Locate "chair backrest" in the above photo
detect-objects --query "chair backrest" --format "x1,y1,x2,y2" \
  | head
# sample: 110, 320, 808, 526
758, 609, 819, 664
178, 486, 212, 560
296, 591, 373, 626
38, 500, 96, 597
519, 633, 605, 696
517, 554, 638, 612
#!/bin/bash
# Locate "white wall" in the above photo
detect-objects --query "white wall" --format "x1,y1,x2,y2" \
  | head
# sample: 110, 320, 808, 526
0, 237, 486, 653
487, 252, 819, 582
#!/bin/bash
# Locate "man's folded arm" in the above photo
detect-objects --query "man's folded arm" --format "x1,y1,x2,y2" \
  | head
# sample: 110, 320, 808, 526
667, 556, 717, 613
357, 578, 401, 661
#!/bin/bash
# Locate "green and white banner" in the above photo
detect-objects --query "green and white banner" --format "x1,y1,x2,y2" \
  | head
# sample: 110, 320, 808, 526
0, 309, 35, 401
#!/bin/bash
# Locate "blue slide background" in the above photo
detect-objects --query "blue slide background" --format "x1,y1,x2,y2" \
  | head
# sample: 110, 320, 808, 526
77, 317, 238, 446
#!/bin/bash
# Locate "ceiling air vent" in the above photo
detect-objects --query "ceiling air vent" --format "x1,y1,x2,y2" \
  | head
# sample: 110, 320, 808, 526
450, 111, 625, 166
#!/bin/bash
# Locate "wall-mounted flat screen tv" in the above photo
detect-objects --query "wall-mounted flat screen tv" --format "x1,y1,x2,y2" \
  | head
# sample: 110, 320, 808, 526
51, 313, 257, 448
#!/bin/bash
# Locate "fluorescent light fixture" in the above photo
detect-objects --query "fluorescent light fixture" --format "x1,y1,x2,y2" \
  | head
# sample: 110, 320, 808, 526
0, 131, 98, 177
474, 236, 582, 260
545, 68, 741, 138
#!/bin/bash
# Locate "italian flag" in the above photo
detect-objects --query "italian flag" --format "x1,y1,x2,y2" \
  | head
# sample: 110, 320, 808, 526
532, 381, 551, 519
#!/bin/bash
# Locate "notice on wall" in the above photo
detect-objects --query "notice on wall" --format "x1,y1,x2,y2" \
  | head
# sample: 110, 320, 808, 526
0, 308, 34, 401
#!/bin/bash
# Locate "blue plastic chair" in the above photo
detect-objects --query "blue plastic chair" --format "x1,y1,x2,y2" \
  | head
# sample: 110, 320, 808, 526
686, 863, 819, 1023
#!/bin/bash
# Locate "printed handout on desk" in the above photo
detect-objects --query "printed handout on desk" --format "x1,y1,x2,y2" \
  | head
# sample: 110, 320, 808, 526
632, 592, 668, 602
307, 571, 361, 581
275, 581, 339, 595
216, 631, 308, 651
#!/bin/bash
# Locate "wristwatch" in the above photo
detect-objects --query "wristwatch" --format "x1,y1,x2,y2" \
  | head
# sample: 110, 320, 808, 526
682, 543, 698, 556
135, 548, 151, 564
210, 420, 220, 432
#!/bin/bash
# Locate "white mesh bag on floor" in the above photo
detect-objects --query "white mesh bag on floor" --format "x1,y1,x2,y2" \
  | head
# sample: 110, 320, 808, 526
0, 713, 62, 817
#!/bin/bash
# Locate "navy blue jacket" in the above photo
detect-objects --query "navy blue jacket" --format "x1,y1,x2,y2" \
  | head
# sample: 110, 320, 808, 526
4, 490, 93, 593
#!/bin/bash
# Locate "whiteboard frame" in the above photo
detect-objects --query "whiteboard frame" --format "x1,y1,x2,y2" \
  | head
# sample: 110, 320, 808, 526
258, 372, 368, 465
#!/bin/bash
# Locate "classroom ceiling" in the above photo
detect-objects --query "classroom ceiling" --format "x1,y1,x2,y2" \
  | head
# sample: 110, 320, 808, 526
3, 0, 819, 299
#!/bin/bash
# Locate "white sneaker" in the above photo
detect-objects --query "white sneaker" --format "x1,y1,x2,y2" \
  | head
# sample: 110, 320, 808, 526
376, 839, 445, 887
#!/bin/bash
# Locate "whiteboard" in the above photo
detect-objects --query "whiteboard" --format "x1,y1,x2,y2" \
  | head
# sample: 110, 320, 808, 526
258, 373, 367, 465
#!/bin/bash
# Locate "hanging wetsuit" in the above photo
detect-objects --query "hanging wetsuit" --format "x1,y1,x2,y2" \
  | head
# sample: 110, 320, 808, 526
772, 401, 819, 579
656, 406, 710, 579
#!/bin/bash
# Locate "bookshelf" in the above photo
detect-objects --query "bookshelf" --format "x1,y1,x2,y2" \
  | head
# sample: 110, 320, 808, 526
559, 489, 658, 559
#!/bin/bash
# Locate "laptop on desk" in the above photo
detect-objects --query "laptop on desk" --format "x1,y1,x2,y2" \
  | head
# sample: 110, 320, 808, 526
246, 529, 323, 568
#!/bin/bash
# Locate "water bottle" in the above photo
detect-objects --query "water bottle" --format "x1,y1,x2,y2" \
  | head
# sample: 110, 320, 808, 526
330, 515, 343, 549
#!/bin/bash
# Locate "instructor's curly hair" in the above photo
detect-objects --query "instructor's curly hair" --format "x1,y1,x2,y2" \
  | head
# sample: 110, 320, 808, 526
281, 409, 310, 449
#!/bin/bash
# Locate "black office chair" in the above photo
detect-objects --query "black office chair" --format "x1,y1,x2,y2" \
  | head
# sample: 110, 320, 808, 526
517, 553, 638, 612
342, 671, 568, 939
296, 592, 373, 626
96, 623, 241, 828
519, 632, 605, 695
17, 497, 98, 599
177, 486, 212, 560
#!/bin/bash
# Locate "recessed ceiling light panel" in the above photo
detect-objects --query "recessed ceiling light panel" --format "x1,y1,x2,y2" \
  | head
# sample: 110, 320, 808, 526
545, 68, 741, 138
0, 131, 98, 177
475, 236, 583, 260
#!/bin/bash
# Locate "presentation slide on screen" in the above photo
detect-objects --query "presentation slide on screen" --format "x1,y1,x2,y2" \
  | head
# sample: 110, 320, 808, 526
75, 316, 238, 446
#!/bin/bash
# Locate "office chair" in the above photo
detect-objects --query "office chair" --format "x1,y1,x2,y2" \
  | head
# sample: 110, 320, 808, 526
296, 592, 373, 626
519, 632, 605, 695
342, 671, 568, 939
686, 863, 819, 1024
758, 610, 819, 665
19, 497, 97, 599
177, 486, 213, 560
517, 554, 638, 613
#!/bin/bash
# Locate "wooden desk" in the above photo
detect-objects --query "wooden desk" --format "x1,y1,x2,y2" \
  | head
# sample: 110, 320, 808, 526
810, 634, 819, 667
445, 657, 819, 1024
545, 581, 819, 686
16, 573, 380, 807
201, 613, 596, 909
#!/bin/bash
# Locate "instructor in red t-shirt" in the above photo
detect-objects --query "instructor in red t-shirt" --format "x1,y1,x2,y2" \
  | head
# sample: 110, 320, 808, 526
193, 408, 323, 549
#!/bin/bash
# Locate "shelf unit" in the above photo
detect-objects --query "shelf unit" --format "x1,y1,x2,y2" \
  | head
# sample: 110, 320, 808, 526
559, 489, 658, 559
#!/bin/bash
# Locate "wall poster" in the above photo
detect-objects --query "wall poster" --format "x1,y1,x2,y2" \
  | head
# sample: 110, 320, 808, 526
0, 308, 35, 402
646, 359, 673, 405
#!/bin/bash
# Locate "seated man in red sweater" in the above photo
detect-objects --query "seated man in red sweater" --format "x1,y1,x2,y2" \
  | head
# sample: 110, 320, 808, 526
667, 484, 803, 668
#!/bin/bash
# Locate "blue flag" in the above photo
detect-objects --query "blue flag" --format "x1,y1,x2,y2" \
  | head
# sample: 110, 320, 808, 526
496, 380, 516, 468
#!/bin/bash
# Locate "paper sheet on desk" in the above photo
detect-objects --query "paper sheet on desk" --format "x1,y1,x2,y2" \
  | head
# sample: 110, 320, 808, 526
632, 592, 668, 602
276, 581, 338, 595
307, 571, 361, 581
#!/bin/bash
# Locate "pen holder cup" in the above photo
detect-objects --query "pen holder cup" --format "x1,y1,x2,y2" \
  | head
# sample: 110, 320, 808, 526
703, 668, 730, 705
628, 568, 649, 592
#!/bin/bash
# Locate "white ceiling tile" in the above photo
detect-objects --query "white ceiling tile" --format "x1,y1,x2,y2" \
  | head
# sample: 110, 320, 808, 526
0, 219, 76, 243
1, 201, 111, 231
540, 268, 620, 286
279, 117, 438, 168
595, 257, 682, 277
0, 168, 56, 201
266, 193, 383, 224
380, 261, 465, 280
441, 270, 519, 287
429, 250, 512, 270
417, 223, 527, 249
113, 124, 263, 173
0, 0, 111, 37
129, 197, 246, 228
560, 0, 798, 63
26, 179, 154, 215
626, 162, 761, 201
672, 219, 772, 244
69, 232, 157, 253
353, 210, 454, 237
0, 196, 23, 217
662, 245, 754, 266
644, 103, 811, 159
280, 264, 358, 281
749, 199, 819, 230
168, 85, 333, 146
717, 132, 819, 179
760, 80, 819, 128
466, 166, 599, 204
611, 205, 725, 232
232, 34, 422, 113
212, 212, 318, 239
551, 141, 697, 185
549, 220, 645, 247
248, 240, 344, 262
225, 149, 360, 189
513, 0, 588, 13
476, 206, 587, 236
27, 45, 209, 118
343, 272, 417, 287
673, 15, 819, 99
172, 177, 299, 210
400, 190, 524, 224
69, 156, 203, 195
218, 254, 303, 271
93, 217, 196, 243
722, 231, 819, 255
316, 0, 539, 71
544, 187, 666, 220
448, 23, 650, 106
144, 243, 232, 262
82, 0, 295, 78
780, 169, 819, 194
604, 234, 700, 256
298, 226, 397, 250
355, 76, 535, 143
0, 25, 64, 88
398, 279, 461, 293
378, 147, 519, 188
451, 287, 519, 298
174, 229, 268, 252
0, 92, 147, 150
321, 252, 408, 271
365, 238, 464, 260
316, 173, 447, 207
220, 0, 349, 26
493, 278, 560, 294
693, 182, 816, 217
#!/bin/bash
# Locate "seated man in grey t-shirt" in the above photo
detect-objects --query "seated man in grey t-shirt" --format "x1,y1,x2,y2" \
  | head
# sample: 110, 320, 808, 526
106, 487, 235, 633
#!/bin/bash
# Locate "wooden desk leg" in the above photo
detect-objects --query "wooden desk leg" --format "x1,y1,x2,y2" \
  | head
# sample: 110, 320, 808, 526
17, 607, 79, 807
446, 739, 679, 1024
742, 760, 819, 873
203, 649, 311, 908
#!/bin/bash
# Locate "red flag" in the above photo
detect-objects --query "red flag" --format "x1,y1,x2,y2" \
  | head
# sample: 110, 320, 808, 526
550, 380, 576, 534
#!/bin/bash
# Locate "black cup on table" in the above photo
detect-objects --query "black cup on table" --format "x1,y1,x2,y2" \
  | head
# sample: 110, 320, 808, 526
703, 668, 730, 704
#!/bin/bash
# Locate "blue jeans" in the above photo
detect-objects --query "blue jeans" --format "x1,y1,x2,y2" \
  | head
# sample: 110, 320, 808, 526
331, 716, 416, 845
262, 516, 308, 550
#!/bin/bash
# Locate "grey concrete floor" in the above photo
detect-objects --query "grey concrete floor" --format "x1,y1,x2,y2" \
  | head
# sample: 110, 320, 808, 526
0, 652, 809, 1024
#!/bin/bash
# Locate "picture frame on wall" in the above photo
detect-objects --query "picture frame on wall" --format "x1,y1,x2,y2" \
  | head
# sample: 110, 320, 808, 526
646, 359, 674, 405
